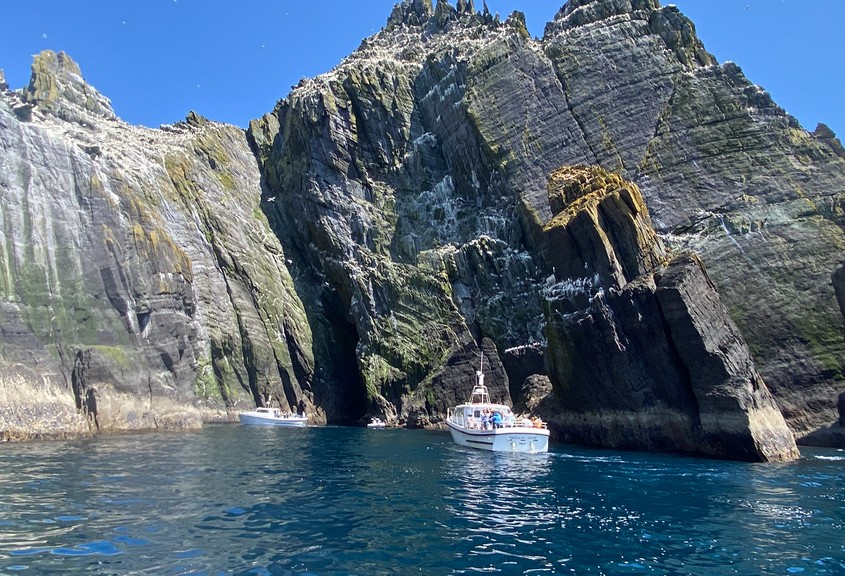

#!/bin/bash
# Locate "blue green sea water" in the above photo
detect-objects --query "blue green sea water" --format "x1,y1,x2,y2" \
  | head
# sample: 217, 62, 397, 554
0, 425, 843, 575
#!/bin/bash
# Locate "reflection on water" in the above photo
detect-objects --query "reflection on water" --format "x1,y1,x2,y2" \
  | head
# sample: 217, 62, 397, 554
0, 427, 843, 575
443, 449, 559, 572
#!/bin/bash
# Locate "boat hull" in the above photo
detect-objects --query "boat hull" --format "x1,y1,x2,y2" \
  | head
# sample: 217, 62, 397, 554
238, 412, 307, 427
446, 421, 549, 453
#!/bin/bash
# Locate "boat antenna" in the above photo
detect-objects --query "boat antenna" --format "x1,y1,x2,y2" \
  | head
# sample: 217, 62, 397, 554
476, 350, 485, 388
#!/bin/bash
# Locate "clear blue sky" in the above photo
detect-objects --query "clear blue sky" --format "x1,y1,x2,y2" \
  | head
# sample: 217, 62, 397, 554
1, 1, 842, 138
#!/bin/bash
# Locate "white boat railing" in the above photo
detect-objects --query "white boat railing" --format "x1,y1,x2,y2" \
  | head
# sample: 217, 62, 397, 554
448, 353, 548, 431
449, 406, 547, 431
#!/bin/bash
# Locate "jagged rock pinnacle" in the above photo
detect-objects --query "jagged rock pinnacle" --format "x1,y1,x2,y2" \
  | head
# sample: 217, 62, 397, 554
813, 123, 845, 158
22, 50, 116, 123
386, 0, 499, 33
386, 0, 434, 29
545, 0, 714, 68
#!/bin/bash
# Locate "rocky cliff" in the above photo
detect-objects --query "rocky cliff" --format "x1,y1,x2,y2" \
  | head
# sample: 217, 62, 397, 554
539, 166, 797, 461
1, 0, 843, 459
249, 0, 843, 455
0, 51, 318, 440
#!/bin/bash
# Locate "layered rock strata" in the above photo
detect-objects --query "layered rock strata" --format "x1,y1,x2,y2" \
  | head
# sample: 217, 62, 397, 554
252, 0, 843, 452
539, 166, 798, 461
2, 0, 844, 456
0, 51, 317, 439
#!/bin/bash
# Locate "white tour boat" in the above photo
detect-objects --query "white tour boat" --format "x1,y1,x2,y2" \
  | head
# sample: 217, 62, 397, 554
366, 417, 387, 429
445, 359, 549, 453
238, 407, 308, 427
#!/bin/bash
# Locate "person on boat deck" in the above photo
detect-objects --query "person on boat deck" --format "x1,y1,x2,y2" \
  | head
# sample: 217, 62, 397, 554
491, 411, 503, 429
480, 412, 490, 430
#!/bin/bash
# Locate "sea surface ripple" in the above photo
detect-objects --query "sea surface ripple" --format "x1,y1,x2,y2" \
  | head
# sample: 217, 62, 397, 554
0, 425, 843, 575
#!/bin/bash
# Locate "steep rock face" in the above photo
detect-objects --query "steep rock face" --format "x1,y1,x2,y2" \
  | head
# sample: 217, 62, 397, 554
840, 393, 845, 427
539, 166, 797, 461
20, 50, 116, 124
252, 0, 844, 446
834, 264, 845, 332
249, 4, 545, 424
0, 51, 317, 439
540, 1, 845, 439
501, 343, 544, 404
2, 0, 844, 456
539, 166, 666, 285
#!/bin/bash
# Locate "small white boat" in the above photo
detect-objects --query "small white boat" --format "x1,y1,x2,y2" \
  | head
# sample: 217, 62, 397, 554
366, 417, 386, 429
238, 407, 307, 427
445, 358, 549, 453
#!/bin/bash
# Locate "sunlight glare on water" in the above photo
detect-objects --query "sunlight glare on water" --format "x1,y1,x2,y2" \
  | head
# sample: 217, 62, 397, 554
0, 426, 843, 575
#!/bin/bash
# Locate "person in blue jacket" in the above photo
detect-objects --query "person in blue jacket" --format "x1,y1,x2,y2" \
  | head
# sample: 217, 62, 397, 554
491, 411, 503, 429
